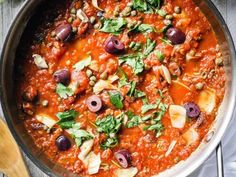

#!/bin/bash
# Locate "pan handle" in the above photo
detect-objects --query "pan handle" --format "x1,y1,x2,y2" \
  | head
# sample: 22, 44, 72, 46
216, 142, 224, 177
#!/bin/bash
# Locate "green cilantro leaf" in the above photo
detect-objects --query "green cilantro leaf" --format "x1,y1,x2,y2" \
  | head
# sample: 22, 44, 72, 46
96, 115, 123, 149
100, 18, 127, 35
127, 115, 142, 128
67, 123, 93, 147
96, 115, 123, 135
132, 0, 155, 13
132, 0, 162, 13
155, 50, 165, 62
144, 38, 156, 56
101, 137, 118, 149
137, 24, 156, 34
147, 0, 162, 8
127, 81, 137, 97
134, 90, 146, 98
57, 121, 75, 129
118, 68, 129, 88
56, 110, 78, 129
129, 42, 142, 51
143, 103, 167, 137
56, 83, 73, 99
141, 99, 161, 114
157, 89, 164, 98
160, 37, 172, 45
143, 122, 164, 137
109, 91, 124, 109
119, 53, 144, 75
132, 0, 148, 12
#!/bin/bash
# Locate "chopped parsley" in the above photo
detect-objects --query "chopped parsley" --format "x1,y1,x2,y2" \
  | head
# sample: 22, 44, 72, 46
126, 111, 142, 128
127, 81, 146, 98
101, 137, 119, 150
126, 103, 167, 132
129, 42, 142, 51
100, 18, 127, 35
144, 122, 164, 137
134, 89, 146, 98
144, 38, 156, 56
127, 81, 137, 97
137, 24, 156, 34
143, 104, 167, 137
132, 0, 162, 13
67, 123, 93, 147
141, 99, 161, 114
119, 53, 144, 75
109, 91, 124, 109
129, 23, 156, 34
158, 89, 164, 98
160, 37, 172, 45
155, 50, 165, 62
117, 68, 129, 88
56, 109, 78, 129
95, 115, 123, 149
117, 69, 146, 99
56, 83, 73, 99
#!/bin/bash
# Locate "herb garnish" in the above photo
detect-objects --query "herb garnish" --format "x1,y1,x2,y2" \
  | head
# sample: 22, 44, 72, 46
109, 91, 124, 109
132, 0, 162, 14
67, 123, 93, 147
56, 83, 73, 99
141, 99, 161, 114
155, 50, 165, 62
56, 109, 78, 129
126, 111, 142, 128
129, 42, 142, 51
95, 115, 123, 149
144, 38, 156, 56
137, 24, 156, 34
127, 81, 137, 97
143, 103, 167, 137
100, 18, 127, 35
125, 102, 167, 131
126, 81, 146, 98
119, 53, 144, 75
117, 68, 129, 88
129, 23, 156, 34
160, 38, 172, 45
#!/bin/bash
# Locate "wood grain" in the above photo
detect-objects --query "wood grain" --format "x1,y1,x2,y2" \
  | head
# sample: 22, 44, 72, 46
0, 0, 235, 177
0, 119, 29, 177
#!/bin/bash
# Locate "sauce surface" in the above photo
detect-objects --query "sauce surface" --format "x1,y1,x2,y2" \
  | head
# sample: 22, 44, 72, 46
16, 0, 225, 176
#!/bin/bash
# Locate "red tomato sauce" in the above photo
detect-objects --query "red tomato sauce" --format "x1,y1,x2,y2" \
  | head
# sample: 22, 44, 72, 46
16, 0, 225, 176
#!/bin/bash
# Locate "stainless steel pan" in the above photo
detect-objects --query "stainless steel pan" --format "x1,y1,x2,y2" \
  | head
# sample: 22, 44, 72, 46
0, 0, 235, 176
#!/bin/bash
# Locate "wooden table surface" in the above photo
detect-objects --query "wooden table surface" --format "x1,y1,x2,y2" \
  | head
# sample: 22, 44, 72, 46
0, 0, 236, 177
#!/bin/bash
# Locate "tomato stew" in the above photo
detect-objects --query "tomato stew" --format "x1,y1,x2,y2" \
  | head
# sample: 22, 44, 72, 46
16, 0, 225, 176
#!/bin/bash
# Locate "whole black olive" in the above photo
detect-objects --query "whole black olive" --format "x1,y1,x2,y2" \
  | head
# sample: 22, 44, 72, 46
56, 135, 71, 151
86, 95, 103, 112
53, 69, 70, 85
184, 102, 201, 119
55, 24, 73, 42
114, 149, 132, 168
166, 27, 186, 45
104, 36, 125, 54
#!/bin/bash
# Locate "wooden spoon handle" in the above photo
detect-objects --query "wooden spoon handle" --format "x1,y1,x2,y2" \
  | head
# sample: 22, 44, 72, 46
0, 119, 30, 177
4, 158, 30, 177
